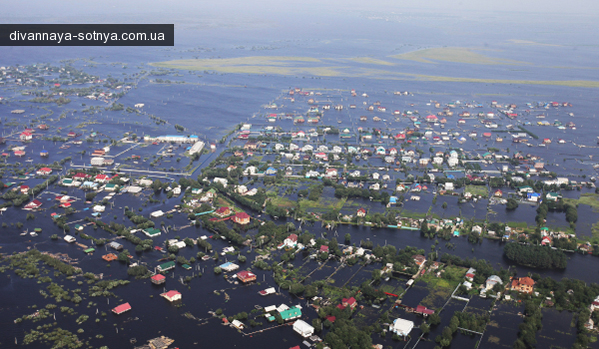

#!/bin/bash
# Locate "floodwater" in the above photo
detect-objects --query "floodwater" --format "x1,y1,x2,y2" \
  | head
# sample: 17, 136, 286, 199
1, 7, 599, 349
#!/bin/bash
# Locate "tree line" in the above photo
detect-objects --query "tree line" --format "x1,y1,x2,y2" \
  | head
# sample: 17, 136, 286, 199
504, 243, 567, 269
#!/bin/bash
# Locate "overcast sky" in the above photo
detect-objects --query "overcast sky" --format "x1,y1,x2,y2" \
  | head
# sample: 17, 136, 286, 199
2, 0, 598, 19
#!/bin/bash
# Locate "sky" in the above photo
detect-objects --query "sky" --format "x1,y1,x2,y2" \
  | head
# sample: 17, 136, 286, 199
1, 0, 598, 20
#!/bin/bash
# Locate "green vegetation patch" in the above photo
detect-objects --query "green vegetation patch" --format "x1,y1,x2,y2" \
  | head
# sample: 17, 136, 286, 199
564, 193, 599, 209
300, 197, 347, 213
419, 265, 465, 308
464, 185, 489, 198
269, 195, 296, 208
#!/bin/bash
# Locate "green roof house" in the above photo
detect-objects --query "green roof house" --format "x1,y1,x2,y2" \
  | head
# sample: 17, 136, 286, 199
157, 261, 176, 272
143, 228, 161, 238
280, 306, 302, 321
546, 192, 561, 201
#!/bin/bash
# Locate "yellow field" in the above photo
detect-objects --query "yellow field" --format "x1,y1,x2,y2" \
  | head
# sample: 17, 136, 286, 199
348, 57, 395, 66
150, 56, 345, 77
390, 47, 525, 65
151, 54, 599, 88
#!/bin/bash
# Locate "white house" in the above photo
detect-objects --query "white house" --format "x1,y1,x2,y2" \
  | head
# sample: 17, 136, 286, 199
389, 318, 414, 337
243, 166, 257, 176
213, 177, 228, 188
293, 320, 314, 338
485, 275, 503, 290
91, 157, 105, 166
301, 144, 313, 152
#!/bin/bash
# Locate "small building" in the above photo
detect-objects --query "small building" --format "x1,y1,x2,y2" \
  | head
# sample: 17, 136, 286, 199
389, 318, 414, 337
108, 241, 123, 251
20, 131, 33, 141
95, 174, 110, 183
412, 255, 427, 267
84, 248, 95, 255
231, 319, 245, 330
150, 210, 165, 218
415, 305, 435, 317
236, 270, 257, 283
23, 200, 42, 211
112, 302, 132, 315
102, 253, 118, 262
91, 157, 105, 166
143, 228, 162, 238
293, 319, 314, 338
319, 245, 329, 253
356, 208, 366, 217
161, 290, 182, 302
219, 262, 240, 272
36, 167, 52, 176
485, 275, 503, 290
337, 297, 357, 311
214, 206, 231, 217
259, 287, 276, 296
283, 233, 298, 248
151, 274, 166, 285
157, 261, 176, 272
64, 235, 76, 243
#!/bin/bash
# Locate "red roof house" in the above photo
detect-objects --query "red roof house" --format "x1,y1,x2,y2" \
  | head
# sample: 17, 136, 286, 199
112, 302, 132, 315
511, 277, 535, 294
151, 274, 166, 285
95, 174, 110, 183
20, 132, 32, 141
37, 167, 52, 176
73, 172, 88, 180
415, 305, 435, 316
319, 245, 329, 253
341, 297, 357, 310
236, 270, 257, 283
214, 206, 231, 217
233, 212, 250, 225
541, 236, 552, 246
160, 290, 182, 302
23, 199, 42, 210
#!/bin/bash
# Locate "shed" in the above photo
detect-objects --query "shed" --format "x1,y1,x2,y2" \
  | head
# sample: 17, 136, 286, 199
108, 241, 123, 250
